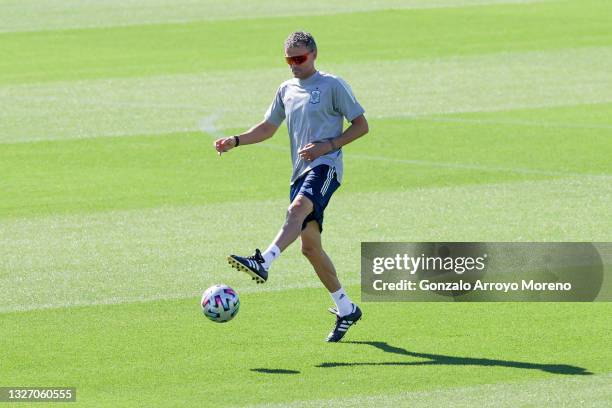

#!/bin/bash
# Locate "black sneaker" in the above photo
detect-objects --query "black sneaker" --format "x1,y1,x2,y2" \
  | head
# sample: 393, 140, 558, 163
227, 249, 268, 284
326, 304, 362, 342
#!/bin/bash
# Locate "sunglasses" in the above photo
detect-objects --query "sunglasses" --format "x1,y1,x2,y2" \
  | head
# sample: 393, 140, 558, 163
285, 52, 310, 65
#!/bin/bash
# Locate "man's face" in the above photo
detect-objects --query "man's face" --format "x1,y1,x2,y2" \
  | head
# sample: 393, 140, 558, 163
285, 46, 316, 79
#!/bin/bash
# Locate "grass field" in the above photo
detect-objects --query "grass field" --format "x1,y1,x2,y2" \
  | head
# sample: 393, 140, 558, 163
1, 0, 611, 406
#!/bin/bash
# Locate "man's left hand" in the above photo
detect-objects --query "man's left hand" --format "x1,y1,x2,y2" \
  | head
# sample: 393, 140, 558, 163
298, 141, 332, 162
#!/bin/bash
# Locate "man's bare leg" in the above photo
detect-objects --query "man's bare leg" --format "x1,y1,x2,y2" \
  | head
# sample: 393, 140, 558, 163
228, 194, 313, 281
299, 220, 361, 341
300, 220, 340, 292
272, 195, 314, 251
300, 220, 356, 316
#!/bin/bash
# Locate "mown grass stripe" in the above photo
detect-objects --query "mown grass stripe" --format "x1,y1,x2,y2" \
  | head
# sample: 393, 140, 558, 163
2, 176, 610, 313
0, 0, 551, 33
2, 47, 611, 144
245, 373, 612, 408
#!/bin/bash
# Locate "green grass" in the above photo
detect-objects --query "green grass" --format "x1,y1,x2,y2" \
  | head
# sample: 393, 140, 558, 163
1, 288, 610, 406
1, 0, 611, 406
1, 1, 611, 84
2, 106, 611, 218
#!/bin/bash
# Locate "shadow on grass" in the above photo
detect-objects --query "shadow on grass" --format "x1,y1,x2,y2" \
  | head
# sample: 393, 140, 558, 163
251, 368, 300, 375
316, 341, 592, 375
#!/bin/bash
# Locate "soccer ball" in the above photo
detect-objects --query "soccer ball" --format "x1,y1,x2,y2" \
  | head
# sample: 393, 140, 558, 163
201, 284, 240, 323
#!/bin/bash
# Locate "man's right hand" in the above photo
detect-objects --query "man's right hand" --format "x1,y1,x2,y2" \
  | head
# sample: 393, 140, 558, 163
214, 136, 237, 154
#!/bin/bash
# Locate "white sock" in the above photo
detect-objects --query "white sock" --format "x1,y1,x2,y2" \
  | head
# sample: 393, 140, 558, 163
330, 287, 354, 316
261, 244, 280, 270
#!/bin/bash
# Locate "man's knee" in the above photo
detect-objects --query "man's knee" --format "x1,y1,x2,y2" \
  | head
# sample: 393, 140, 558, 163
287, 196, 313, 221
301, 244, 323, 260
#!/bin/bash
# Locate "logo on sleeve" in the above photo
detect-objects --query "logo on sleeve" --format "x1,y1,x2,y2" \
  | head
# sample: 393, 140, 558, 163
309, 89, 321, 104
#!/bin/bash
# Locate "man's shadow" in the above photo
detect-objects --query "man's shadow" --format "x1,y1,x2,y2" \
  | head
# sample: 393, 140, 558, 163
316, 341, 592, 375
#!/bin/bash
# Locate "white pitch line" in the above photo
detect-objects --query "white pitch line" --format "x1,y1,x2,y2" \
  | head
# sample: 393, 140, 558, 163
252, 143, 611, 179
0, 280, 342, 315
346, 153, 611, 178
385, 115, 612, 131
199, 111, 611, 179
198, 111, 225, 138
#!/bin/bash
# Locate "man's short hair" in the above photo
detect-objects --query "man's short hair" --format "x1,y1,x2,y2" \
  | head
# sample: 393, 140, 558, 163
284, 31, 317, 52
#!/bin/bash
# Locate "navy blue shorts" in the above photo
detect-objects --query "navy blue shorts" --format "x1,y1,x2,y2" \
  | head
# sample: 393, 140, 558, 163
290, 165, 340, 232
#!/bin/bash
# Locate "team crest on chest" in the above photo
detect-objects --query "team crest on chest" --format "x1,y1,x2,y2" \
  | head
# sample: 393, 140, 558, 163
309, 89, 321, 104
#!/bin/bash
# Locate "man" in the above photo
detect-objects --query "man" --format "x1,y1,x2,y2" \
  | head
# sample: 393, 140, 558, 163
214, 31, 369, 342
